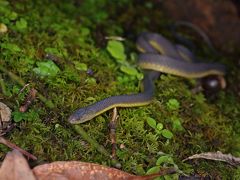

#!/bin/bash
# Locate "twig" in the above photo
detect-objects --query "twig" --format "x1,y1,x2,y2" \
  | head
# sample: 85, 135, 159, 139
0, 136, 37, 160
18, 83, 30, 95
109, 107, 118, 160
183, 151, 240, 166
0, 123, 16, 136
19, 88, 37, 112
0, 64, 54, 108
105, 36, 125, 41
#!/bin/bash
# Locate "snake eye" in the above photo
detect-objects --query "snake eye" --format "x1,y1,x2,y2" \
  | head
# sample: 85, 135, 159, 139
201, 75, 226, 93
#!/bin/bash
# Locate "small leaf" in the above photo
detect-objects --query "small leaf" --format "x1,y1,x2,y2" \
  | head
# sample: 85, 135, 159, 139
172, 117, 184, 131
44, 47, 62, 57
156, 123, 163, 131
166, 98, 180, 110
146, 117, 156, 129
73, 61, 88, 71
15, 18, 27, 31
12, 111, 25, 122
33, 61, 60, 77
156, 155, 174, 165
136, 72, 144, 80
8, 11, 18, 20
120, 65, 139, 76
106, 40, 126, 61
80, 27, 90, 36
146, 166, 160, 175
161, 129, 173, 139
85, 77, 96, 85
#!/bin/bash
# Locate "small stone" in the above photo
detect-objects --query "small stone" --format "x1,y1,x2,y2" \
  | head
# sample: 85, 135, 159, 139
0, 102, 12, 129
114, 163, 122, 169
86, 68, 94, 76
119, 144, 125, 149
0, 23, 8, 33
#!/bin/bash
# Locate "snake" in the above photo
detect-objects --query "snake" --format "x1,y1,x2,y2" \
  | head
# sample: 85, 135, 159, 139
68, 32, 226, 124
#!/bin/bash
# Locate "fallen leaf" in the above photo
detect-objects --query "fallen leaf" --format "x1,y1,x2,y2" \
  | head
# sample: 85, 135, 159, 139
0, 150, 176, 180
183, 151, 240, 166
0, 150, 36, 180
33, 161, 176, 180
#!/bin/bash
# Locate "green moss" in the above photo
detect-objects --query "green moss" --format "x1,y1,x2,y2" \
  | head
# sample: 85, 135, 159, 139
0, 0, 239, 179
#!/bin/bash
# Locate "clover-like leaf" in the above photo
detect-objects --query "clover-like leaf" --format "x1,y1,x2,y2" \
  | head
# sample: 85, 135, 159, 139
107, 40, 126, 61
120, 65, 139, 76
73, 61, 88, 71
12, 111, 25, 122
15, 18, 27, 31
146, 166, 161, 175
172, 117, 184, 131
156, 155, 174, 165
161, 129, 173, 139
146, 117, 157, 129
33, 61, 60, 77
166, 98, 180, 110
156, 123, 163, 131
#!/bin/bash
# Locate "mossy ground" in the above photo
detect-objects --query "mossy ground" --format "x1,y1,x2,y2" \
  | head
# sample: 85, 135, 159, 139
0, 0, 240, 179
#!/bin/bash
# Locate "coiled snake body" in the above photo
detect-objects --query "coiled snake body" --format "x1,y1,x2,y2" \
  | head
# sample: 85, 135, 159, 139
68, 33, 225, 124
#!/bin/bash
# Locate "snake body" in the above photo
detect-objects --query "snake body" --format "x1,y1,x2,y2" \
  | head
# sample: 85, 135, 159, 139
68, 33, 225, 124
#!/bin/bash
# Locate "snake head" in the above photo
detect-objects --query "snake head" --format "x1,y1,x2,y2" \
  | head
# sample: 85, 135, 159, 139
68, 107, 96, 124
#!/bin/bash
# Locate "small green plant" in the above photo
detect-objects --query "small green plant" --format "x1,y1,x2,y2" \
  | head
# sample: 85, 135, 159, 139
146, 154, 179, 180
12, 110, 39, 122
15, 18, 27, 32
107, 40, 126, 61
73, 61, 88, 71
106, 40, 142, 79
0, 0, 237, 178
33, 61, 60, 77
146, 117, 173, 139
171, 116, 184, 132
166, 98, 180, 111
44, 47, 68, 58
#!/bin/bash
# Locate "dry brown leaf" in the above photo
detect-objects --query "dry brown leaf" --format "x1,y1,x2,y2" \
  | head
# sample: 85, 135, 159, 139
0, 150, 36, 180
0, 150, 176, 179
33, 161, 140, 180
183, 151, 240, 166
33, 161, 176, 180
0, 102, 12, 130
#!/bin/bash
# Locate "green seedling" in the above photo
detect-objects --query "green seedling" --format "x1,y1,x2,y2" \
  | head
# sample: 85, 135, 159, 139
146, 117, 173, 139
146, 154, 179, 180
33, 61, 60, 77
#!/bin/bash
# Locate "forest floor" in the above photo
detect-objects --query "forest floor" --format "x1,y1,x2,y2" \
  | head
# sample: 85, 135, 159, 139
0, 0, 240, 179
